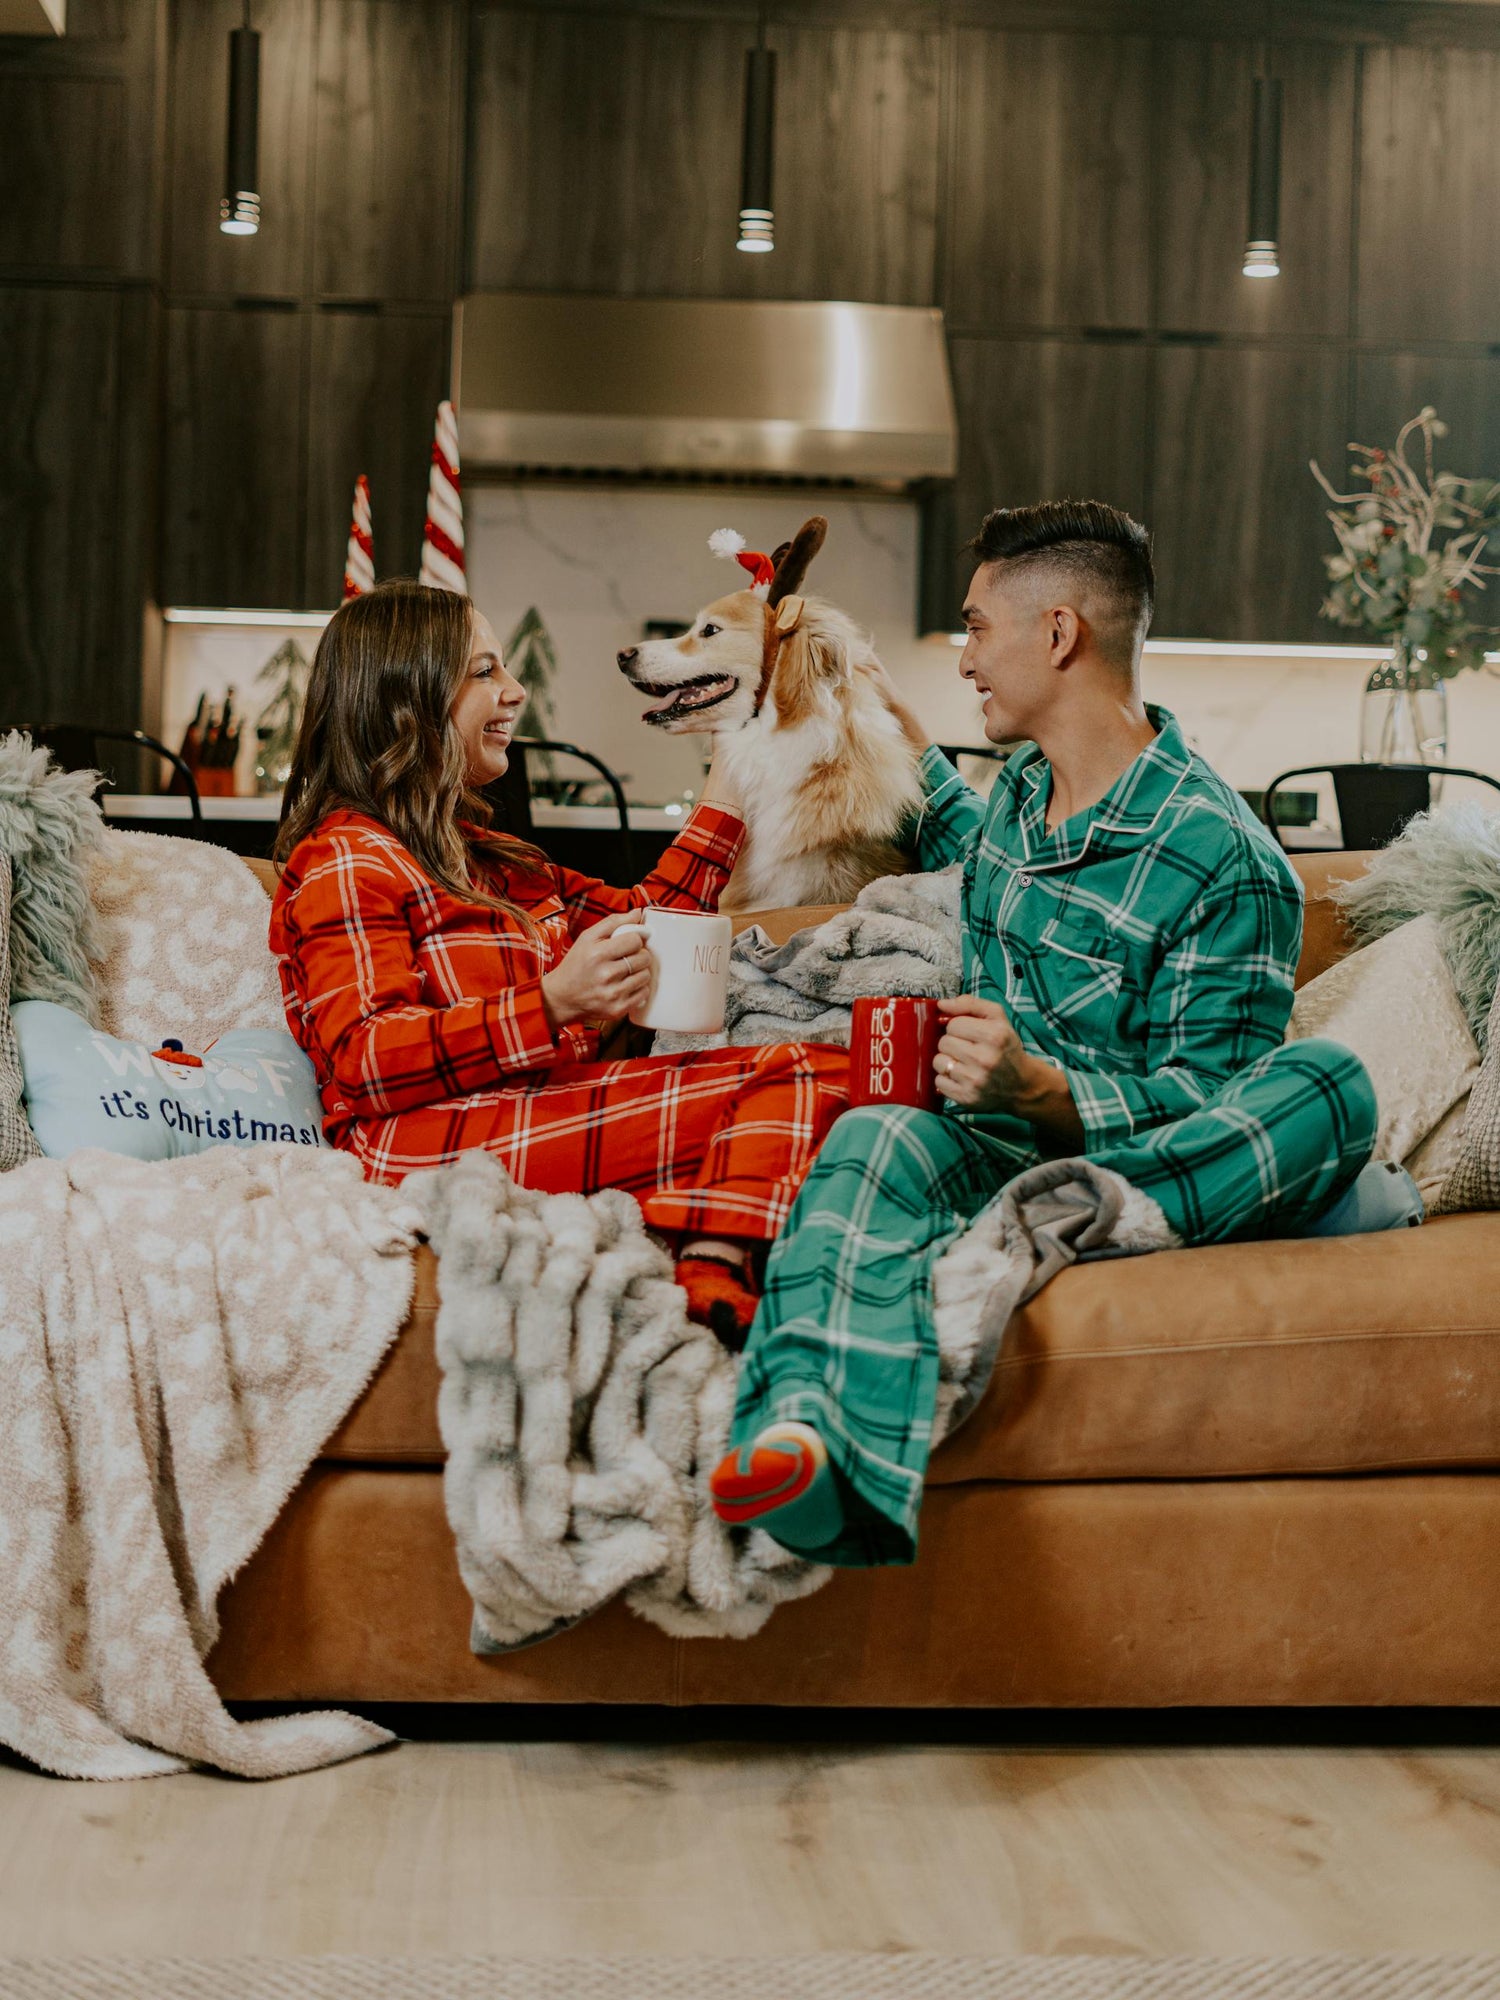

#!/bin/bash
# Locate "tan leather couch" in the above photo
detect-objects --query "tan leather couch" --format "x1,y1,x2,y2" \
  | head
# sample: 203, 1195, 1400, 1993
211, 853, 1500, 1708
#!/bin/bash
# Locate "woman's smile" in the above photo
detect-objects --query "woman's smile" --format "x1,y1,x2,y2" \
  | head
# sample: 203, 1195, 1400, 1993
453, 608, 526, 783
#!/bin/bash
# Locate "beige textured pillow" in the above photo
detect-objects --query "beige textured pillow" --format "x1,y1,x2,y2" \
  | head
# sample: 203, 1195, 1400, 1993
1, 856, 43, 1171
1287, 914, 1480, 1164
88, 828, 283, 1049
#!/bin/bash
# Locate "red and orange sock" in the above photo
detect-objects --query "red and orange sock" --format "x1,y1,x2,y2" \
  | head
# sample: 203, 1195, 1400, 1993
676, 1253, 762, 1352
709, 1421, 845, 1553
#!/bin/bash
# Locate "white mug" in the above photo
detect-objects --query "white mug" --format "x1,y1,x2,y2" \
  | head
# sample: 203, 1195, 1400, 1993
622, 907, 733, 1033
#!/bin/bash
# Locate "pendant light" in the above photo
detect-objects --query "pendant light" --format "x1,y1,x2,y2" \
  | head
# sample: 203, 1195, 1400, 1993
736, 22, 776, 254
1243, 73, 1283, 278
220, 1, 261, 236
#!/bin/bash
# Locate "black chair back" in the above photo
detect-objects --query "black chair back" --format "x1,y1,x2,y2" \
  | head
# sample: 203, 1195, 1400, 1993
19, 726, 203, 820
485, 737, 634, 878
1263, 761, 1500, 852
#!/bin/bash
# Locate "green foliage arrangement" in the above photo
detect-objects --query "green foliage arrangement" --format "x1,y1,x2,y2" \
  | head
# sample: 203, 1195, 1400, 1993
1311, 407, 1500, 679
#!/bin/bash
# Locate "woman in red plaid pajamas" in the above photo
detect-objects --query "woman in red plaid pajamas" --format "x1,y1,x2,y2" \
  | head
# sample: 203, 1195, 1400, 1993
270, 581, 848, 1340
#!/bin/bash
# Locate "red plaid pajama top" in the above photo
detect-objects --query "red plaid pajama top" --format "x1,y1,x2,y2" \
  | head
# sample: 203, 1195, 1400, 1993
269, 805, 848, 1240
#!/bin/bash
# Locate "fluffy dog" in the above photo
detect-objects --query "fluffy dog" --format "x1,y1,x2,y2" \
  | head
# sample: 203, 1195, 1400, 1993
616, 519, 925, 911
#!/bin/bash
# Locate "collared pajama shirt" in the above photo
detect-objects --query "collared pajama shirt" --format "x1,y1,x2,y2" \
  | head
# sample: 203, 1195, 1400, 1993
270, 804, 848, 1239
914, 704, 1306, 1159
730, 706, 1377, 1566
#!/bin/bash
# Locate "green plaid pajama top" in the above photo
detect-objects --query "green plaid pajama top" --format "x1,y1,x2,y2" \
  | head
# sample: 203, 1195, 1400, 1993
730, 706, 1377, 1568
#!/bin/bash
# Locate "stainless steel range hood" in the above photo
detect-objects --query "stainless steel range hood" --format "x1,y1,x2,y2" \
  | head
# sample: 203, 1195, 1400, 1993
452, 293, 957, 487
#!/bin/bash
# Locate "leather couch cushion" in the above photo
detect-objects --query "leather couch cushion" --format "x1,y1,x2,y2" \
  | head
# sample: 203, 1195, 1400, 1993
324, 1214, 1500, 1482
212, 1465, 1500, 1707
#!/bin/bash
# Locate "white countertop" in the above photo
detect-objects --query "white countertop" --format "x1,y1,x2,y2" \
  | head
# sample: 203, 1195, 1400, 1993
102, 795, 693, 832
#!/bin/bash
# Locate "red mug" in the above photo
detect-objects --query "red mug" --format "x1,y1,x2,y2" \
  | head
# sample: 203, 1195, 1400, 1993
848, 996, 942, 1112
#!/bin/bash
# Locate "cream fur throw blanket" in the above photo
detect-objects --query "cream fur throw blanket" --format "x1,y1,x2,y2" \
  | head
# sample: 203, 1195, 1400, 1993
0, 1144, 420, 1780
420, 1150, 1175, 1652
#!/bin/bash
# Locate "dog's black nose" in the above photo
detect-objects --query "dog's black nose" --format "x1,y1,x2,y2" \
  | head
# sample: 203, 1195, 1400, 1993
617, 646, 638, 668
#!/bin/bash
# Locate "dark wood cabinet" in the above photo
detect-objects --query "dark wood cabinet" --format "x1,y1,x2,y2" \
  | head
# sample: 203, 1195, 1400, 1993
468, 8, 745, 299
0, 288, 128, 729
757, 24, 942, 309
0, 74, 128, 277
946, 29, 1153, 333
160, 306, 307, 610
1153, 39, 1357, 339
304, 308, 452, 606
948, 334, 1152, 606
0, 0, 165, 283
1358, 45, 1500, 345
1150, 343, 1350, 643
468, 9, 940, 307
312, 0, 462, 302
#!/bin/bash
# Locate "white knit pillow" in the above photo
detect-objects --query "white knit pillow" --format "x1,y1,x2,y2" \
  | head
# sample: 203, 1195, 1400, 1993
89, 829, 283, 1050
1288, 914, 1480, 1164
1, 856, 43, 1171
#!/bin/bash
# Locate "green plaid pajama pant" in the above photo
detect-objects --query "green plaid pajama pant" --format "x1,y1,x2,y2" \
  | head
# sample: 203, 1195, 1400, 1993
729, 1036, 1376, 1568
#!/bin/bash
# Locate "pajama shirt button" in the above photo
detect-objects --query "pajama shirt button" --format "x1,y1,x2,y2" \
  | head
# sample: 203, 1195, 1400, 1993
1018, 872, 1033, 888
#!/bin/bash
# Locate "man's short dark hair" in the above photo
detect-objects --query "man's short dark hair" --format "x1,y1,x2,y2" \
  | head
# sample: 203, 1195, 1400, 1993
966, 500, 1155, 667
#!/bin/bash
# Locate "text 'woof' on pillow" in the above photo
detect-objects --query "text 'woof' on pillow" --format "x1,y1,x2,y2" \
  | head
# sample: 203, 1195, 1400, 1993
14, 1002, 327, 1160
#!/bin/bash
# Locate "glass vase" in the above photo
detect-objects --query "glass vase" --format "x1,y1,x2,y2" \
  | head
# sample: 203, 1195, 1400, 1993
1360, 645, 1448, 765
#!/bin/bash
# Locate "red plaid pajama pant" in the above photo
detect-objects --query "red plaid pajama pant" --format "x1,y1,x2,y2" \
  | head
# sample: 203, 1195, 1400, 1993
348, 1041, 851, 1242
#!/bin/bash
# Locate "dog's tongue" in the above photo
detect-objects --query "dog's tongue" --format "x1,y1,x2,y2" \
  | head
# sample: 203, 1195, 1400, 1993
643, 677, 734, 718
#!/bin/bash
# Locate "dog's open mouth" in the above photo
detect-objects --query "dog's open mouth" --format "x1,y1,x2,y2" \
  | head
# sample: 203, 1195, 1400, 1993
634, 672, 739, 727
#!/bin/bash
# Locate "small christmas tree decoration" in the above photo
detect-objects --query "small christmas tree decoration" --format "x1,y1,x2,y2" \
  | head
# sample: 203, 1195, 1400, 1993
253, 638, 310, 794
709, 526, 774, 597
505, 606, 560, 788
343, 474, 374, 599
419, 400, 467, 595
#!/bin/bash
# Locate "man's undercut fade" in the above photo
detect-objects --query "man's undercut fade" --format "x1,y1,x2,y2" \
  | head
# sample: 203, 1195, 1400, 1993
967, 500, 1155, 670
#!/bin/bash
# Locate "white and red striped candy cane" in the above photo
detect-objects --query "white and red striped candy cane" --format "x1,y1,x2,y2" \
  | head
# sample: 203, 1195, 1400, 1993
418, 399, 467, 595
342, 473, 375, 599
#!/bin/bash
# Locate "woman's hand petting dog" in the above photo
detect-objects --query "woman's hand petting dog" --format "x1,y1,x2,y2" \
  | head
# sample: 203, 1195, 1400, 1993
541, 911, 653, 1032
935, 995, 1085, 1152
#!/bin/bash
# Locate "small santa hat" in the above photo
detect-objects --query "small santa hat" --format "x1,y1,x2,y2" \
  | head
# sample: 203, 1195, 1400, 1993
342, 474, 374, 600
709, 527, 774, 598
418, 399, 467, 595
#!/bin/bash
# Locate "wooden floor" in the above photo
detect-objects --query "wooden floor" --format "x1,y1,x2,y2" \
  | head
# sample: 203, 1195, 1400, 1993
3, 1725, 1500, 1959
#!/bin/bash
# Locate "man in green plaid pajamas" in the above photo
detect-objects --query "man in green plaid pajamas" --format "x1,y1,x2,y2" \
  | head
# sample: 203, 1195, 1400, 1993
717, 501, 1377, 1567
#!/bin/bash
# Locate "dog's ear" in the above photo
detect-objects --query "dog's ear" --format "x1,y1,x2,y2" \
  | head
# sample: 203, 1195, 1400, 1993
767, 517, 827, 607
775, 594, 804, 635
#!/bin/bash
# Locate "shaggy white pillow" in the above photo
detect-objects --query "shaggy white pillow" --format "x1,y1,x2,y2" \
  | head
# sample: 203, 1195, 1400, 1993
1288, 913, 1480, 1164
89, 829, 284, 1051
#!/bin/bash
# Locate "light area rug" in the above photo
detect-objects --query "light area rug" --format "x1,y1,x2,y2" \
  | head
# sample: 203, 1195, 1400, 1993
0, 1957, 1497, 1999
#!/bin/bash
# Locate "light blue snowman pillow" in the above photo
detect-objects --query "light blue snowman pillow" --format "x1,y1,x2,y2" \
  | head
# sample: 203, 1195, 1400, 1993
14, 1000, 328, 1160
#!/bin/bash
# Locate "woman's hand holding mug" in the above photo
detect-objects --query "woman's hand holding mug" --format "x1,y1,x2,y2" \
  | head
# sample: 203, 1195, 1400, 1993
540, 911, 652, 1032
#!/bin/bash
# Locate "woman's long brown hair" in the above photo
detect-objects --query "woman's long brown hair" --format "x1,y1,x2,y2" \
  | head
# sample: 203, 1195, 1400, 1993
274, 580, 547, 923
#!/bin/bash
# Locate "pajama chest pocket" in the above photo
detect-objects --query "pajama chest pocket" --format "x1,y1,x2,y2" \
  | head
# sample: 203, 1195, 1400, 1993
1035, 915, 1125, 1043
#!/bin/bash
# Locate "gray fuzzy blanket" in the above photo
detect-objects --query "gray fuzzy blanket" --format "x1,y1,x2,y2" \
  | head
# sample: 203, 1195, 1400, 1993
418, 1149, 1177, 1652
655, 866, 962, 1054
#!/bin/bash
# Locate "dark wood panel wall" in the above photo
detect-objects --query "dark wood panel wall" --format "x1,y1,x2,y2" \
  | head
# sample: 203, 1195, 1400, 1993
6, 0, 1500, 733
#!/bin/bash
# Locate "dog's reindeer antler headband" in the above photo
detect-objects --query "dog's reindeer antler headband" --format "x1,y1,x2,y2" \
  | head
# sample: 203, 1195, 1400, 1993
708, 515, 828, 633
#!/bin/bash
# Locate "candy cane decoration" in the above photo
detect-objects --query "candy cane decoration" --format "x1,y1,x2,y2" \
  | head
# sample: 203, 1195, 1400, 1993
418, 399, 467, 595
342, 474, 375, 600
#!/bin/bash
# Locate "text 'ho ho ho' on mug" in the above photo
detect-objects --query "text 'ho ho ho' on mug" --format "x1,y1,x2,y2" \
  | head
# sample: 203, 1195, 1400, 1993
622, 907, 734, 1035
848, 996, 942, 1112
